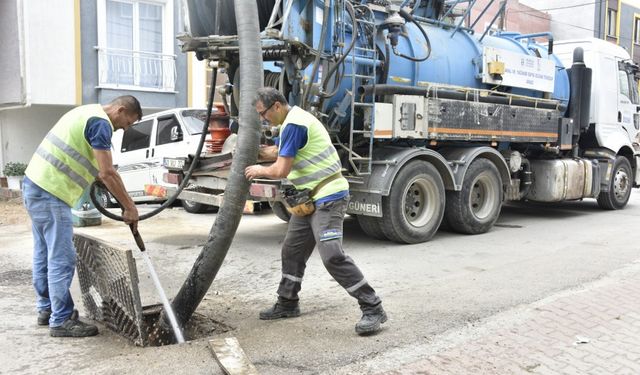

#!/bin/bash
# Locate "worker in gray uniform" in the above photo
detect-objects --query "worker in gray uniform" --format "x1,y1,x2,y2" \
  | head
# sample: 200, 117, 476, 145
245, 87, 387, 334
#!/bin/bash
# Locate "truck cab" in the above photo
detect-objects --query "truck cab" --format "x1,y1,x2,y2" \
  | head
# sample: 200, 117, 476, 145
554, 38, 640, 156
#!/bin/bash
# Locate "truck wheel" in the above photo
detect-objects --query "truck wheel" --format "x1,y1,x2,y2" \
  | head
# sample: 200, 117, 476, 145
445, 159, 502, 234
356, 215, 387, 240
269, 201, 291, 222
597, 156, 632, 210
181, 199, 211, 214
381, 160, 445, 244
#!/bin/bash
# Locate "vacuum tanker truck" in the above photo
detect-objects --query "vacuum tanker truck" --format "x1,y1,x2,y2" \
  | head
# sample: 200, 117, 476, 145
171, 0, 640, 244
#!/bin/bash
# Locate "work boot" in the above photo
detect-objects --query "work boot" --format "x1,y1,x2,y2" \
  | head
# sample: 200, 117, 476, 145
50, 310, 99, 337
355, 305, 387, 335
259, 298, 300, 320
37, 309, 51, 326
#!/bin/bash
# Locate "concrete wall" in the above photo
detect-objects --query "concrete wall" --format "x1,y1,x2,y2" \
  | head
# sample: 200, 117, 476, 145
0, 105, 71, 169
23, 0, 76, 105
619, 2, 640, 63
0, 0, 25, 107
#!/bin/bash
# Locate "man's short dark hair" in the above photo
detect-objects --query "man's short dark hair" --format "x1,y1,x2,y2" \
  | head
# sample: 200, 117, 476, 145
110, 95, 143, 121
252, 87, 288, 108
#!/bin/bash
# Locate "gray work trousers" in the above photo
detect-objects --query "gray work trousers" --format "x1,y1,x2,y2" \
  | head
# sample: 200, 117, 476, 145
277, 196, 382, 313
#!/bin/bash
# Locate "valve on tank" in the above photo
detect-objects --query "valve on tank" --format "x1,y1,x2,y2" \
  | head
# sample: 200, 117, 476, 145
381, 7, 432, 62
381, 11, 405, 50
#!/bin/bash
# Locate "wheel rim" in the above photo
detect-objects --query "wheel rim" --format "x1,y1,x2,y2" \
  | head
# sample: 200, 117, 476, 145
613, 167, 630, 202
98, 192, 108, 207
469, 172, 499, 220
402, 177, 439, 228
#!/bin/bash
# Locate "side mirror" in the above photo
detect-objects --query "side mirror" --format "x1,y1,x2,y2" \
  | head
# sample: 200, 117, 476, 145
170, 125, 183, 142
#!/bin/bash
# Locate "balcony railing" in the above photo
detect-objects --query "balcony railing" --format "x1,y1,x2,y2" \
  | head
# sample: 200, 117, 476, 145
96, 47, 176, 91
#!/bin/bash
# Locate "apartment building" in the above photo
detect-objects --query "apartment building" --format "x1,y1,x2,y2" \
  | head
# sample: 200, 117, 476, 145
0, 0, 193, 170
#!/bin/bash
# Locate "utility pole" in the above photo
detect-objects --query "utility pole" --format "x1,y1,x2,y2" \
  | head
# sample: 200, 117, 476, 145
498, 0, 507, 31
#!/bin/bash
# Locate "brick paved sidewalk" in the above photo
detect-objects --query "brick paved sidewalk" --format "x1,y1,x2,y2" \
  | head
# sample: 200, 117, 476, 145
383, 264, 640, 375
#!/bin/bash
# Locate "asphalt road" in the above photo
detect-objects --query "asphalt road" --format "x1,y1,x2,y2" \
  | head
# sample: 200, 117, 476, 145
1, 191, 639, 374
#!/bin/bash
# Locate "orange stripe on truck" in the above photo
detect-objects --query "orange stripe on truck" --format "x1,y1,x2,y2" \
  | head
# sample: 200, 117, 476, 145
430, 127, 558, 138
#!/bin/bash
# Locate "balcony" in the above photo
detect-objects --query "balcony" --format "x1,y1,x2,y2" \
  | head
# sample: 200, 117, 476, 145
96, 47, 176, 92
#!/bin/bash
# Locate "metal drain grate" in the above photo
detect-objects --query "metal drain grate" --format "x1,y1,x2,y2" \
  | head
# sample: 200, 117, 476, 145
73, 233, 149, 346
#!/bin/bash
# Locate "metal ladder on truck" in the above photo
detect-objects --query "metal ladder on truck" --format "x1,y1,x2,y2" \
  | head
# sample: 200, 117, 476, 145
343, 6, 377, 178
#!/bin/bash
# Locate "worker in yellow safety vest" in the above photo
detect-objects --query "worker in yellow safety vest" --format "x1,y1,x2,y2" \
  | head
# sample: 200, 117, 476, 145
245, 87, 387, 335
22, 95, 141, 337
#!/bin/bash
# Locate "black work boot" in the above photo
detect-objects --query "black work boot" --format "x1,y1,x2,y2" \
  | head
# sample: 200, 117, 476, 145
259, 298, 300, 320
50, 310, 99, 337
355, 305, 387, 335
37, 309, 51, 326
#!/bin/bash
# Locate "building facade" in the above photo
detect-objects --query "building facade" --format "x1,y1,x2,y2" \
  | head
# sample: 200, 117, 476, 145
465, 0, 551, 35
0, 0, 193, 171
520, 0, 640, 63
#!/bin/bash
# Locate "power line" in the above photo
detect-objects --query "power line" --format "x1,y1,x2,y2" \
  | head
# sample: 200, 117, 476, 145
510, 10, 638, 45
509, 1, 604, 15
515, 10, 593, 32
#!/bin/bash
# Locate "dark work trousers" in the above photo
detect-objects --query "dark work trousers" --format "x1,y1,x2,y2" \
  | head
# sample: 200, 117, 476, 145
277, 196, 382, 313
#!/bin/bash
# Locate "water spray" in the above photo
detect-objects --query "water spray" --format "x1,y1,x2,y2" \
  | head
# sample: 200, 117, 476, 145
129, 226, 185, 344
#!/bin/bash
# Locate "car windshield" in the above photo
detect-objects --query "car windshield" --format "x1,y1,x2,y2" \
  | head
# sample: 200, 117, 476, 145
181, 110, 208, 135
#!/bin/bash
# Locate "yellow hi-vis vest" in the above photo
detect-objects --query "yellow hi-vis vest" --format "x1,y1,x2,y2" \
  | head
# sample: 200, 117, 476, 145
25, 104, 114, 207
280, 106, 349, 201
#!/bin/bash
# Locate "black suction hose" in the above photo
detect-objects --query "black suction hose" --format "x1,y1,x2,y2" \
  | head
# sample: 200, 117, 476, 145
393, 7, 431, 62
302, 0, 330, 108
319, 0, 358, 99
90, 68, 219, 221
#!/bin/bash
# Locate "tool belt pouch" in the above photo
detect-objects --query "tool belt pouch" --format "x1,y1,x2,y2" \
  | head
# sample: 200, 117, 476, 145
282, 188, 315, 216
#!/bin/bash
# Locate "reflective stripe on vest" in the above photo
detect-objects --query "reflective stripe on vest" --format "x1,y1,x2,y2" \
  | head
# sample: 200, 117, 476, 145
45, 133, 99, 177
34, 146, 90, 190
291, 145, 336, 170
288, 159, 341, 186
25, 104, 113, 206
281, 107, 349, 200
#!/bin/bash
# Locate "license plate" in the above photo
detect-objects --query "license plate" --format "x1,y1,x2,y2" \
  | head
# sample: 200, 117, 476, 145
163, 157, 185, 170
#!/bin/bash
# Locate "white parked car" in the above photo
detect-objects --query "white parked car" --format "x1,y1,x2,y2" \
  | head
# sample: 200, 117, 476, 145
105, 107, 213, 213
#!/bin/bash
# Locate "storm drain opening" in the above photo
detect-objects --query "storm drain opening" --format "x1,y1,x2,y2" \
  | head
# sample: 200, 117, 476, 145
73, 233, 232, 346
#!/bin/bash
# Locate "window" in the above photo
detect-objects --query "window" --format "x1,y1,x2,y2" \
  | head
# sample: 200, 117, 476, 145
97, 0, 175, 91
618, 61, 639, 105
121, 119, 153, 152
156, 116, 183, 145
619, 70, 630, 99
635, 18, 640, 44
181, 110, 207, 135
607, 8, 617, 37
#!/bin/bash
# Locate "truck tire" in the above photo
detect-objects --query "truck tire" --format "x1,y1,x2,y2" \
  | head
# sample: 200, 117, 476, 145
269, 201, 291, 222
597, 156, 632, 210
381, 160, 445, 244
444, 158, 502, 234
181, 199, 212, 214
356, 215, 387, 240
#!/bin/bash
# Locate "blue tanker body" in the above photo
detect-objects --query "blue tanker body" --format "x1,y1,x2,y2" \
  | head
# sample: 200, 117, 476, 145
342, 14, 570, 107
178, 0, 640, 244
297, 2, 572, 118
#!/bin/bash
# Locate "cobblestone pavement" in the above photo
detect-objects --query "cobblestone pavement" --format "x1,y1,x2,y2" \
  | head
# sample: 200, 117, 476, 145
381, 263, 640, 375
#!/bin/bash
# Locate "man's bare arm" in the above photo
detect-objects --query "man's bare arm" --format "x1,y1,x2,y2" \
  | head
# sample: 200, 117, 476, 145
258, 145, 278, 162
245, 155, 294, 180
93, 149, 139, 229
